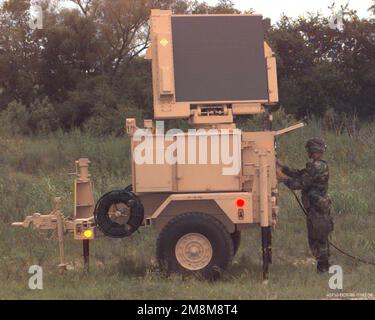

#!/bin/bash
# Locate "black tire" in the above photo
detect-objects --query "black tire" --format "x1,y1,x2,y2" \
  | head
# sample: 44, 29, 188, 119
231, 231, 241, 256
156, 212, 234, 280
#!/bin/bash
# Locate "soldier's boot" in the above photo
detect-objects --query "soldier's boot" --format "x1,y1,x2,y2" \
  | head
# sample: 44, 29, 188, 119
317, 259, 330, 273
316, 241, 330, 273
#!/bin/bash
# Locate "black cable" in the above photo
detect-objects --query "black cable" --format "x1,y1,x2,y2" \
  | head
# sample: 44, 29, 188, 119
93, 185, 134, 226
290, 189, 375, 266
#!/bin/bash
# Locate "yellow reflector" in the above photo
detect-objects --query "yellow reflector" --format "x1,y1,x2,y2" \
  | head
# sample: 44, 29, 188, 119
160, 38, 169, 47
83, 230, 93, 238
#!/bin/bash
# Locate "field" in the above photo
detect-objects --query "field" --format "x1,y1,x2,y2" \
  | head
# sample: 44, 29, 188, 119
0, 119, 374, 300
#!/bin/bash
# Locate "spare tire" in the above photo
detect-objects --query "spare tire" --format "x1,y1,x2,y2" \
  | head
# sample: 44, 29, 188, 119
94, 189, 144, 238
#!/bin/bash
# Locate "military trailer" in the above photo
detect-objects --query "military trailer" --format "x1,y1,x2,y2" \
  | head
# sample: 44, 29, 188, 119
13, 10, 303, 280
100, 9, 304, 279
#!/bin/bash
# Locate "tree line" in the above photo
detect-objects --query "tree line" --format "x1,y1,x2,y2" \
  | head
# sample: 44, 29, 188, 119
0, 0, 374, 135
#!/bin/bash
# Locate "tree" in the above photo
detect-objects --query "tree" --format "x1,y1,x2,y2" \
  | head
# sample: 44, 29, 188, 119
0, 0, 41, 108
267, 6, 375, 118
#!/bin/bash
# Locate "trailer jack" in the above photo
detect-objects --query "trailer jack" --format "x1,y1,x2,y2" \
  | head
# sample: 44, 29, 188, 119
12, 158, 96, 273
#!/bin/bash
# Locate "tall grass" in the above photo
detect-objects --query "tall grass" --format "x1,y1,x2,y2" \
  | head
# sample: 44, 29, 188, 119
0, 118, 374, 299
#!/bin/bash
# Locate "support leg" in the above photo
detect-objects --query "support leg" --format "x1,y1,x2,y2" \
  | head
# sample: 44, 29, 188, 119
83, 240, 90, 272
261, 226, 272, 280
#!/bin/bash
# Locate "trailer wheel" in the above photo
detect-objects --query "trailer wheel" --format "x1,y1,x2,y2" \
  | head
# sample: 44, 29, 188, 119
156, 212, 233, 280
231, 231, 241, 255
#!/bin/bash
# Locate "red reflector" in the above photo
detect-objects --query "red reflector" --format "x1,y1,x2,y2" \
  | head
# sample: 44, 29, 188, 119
236, 198, 245, 208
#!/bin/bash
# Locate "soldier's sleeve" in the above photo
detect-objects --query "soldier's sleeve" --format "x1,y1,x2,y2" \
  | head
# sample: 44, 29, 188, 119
281, 165, 304, 178
283, 162, 322, 190
283, 176, 307, 190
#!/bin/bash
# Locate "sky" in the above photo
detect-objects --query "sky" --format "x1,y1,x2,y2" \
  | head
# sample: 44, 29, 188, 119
1, 0, 373, 23
207, 0, 374, 23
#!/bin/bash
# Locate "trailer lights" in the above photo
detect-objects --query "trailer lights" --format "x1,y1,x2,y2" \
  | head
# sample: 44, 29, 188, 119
83, 229, 93, 239
236, 198, 245, 208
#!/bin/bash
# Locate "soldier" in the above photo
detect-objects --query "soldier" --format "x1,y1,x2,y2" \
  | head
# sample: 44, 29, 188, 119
277, 138, 334, 273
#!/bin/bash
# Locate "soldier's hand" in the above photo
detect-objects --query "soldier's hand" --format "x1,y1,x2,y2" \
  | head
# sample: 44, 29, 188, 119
276, 167, 282, 178
276, 164, 285, 178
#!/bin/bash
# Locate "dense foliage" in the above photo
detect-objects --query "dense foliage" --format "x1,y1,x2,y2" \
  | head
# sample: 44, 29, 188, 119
0, 0, 374, 134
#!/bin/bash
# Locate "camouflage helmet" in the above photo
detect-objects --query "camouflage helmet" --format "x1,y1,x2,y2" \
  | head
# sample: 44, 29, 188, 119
305, 137, 327, 153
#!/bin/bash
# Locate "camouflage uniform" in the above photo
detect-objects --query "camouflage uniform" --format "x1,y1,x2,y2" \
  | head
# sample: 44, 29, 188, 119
281, 138, 334, 270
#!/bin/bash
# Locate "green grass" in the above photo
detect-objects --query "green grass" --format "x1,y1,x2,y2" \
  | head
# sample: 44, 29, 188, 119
0, 121, 374, 300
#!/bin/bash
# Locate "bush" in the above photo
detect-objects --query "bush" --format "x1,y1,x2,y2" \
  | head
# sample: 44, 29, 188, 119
28, 97, 59, 134
0, 100, 30, 135
83, 103, 144, 137
0, 98, 59, 135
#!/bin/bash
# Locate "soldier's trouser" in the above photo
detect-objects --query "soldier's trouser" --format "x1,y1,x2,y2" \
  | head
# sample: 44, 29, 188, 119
306, 208, 333, 262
